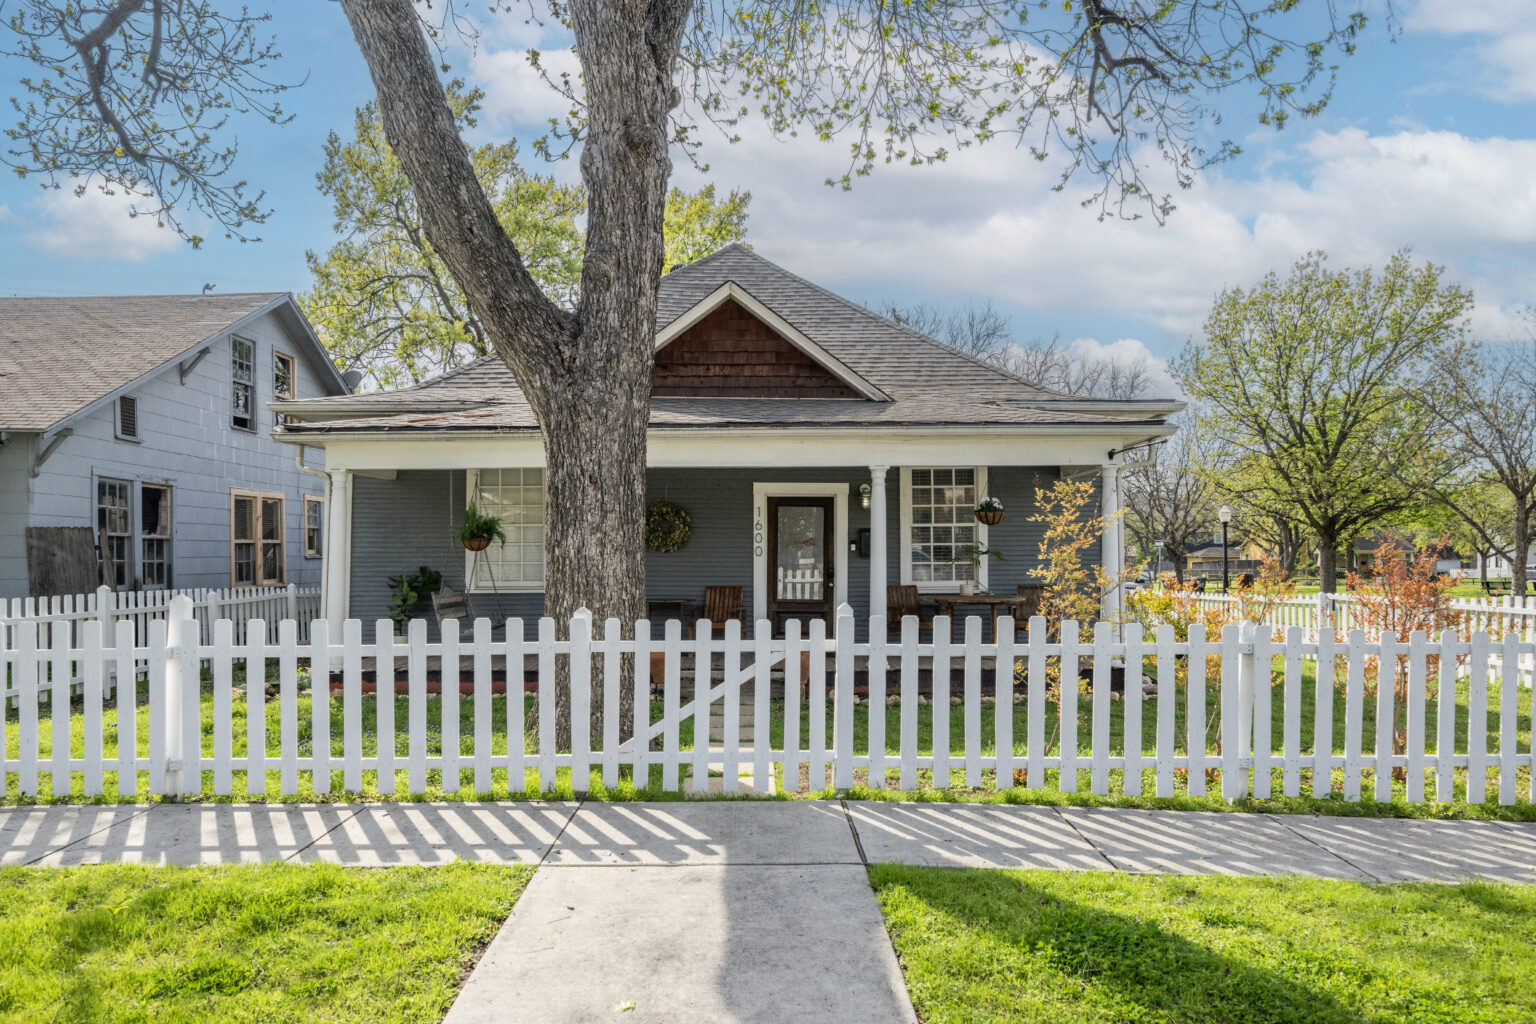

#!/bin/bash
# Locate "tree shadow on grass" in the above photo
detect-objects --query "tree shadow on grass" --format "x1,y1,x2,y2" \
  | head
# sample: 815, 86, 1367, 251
873, 866, 1389, 1024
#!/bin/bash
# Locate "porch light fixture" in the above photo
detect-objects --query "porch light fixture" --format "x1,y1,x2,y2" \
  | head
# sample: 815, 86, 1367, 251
859, 483, 871, 510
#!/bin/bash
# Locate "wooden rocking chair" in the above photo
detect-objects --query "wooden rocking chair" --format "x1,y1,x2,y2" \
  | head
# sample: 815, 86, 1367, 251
698, 585, 745, 637
887, 585, 933, 637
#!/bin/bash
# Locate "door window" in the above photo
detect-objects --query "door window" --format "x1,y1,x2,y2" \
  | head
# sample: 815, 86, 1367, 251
775, 503, 827, 601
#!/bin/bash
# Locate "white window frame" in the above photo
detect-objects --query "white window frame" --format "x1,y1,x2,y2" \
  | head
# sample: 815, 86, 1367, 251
140, 483, 173, 589
97, 476, 133, 590
231, 335, 256, 432
273, 350, 296, 426
115, 395, 140, 441
303, 495, 325, 559
899, 466, 989, 593
464, 469, 547, 592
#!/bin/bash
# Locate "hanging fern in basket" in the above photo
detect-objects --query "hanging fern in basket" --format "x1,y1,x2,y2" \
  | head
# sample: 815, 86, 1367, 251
645, 499, 692, 553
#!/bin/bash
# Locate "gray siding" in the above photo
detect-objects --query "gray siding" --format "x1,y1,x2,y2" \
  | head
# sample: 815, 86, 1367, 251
0, 438, 31, 597
7, 306, 334, 600
347, 464, 1090, 631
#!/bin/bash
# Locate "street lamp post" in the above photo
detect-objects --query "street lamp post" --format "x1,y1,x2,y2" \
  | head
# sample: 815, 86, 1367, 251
1154, 539, 1164, 578
1218, 505, 1233, 594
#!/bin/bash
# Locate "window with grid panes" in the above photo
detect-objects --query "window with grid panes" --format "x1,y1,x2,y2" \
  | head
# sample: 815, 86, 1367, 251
471, 468, 545, 588
232, 494, 257, 584
273, 351, 295, 426
907, 468, 980, 585
231, 335, 254, 430
304, 496, 324, 557
97, 478, 131, 588
140, 484, 171, 588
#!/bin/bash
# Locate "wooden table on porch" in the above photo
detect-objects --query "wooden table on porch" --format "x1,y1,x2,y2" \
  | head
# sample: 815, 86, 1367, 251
927, 593, 1026, 640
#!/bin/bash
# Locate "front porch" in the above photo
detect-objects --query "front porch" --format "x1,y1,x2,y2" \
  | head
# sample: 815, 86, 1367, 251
318, 441, 1131, 640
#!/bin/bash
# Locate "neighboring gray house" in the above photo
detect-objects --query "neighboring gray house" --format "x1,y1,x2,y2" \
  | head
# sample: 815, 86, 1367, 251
275, 246, 1179, 635
0, 293, 349, 601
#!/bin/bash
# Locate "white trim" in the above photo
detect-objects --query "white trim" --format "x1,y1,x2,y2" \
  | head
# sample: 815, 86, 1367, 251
308, 427, 1170, 474
655, 282, 890, 402
752, 482, 849, 620
463, 468, 547, 594
899, 466, 989, 594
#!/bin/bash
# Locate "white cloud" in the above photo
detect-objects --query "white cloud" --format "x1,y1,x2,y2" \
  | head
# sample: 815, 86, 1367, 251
24, 186, 182, 263
664, 122, 1536, 345
466, 44, 582, 137
1408, 0, 1536, 100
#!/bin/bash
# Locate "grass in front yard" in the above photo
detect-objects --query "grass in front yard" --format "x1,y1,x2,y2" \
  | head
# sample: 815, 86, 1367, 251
871, 865, 1536, 1024
0, 862, 531, 1024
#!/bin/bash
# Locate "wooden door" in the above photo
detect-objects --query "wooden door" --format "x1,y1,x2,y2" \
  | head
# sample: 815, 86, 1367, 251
766, 496, 835, 628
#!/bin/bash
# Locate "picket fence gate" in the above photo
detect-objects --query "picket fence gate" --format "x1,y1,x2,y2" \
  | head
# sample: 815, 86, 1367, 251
1, 598, 1532, 805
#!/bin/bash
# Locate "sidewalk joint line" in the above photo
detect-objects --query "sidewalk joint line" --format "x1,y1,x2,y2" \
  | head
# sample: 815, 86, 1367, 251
1271, 815, 1383, 884
1050, 806, 1121, 873
841, 799, 869, 867
22, 803, 157, 867
538, 797, 585, 867
282, 803, 369, 863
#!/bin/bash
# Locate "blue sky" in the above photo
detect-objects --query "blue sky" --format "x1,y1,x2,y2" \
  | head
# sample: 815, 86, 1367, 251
0, 0, 1531, 383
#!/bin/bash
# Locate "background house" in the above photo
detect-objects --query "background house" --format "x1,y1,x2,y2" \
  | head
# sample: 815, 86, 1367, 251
0, 293, 349, 600
275, 246, 1180, 636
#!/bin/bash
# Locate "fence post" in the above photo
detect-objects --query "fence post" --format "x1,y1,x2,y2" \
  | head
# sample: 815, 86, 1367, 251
832, 604, 855, 790
1222, 620, 1258, 801
205, 590, 221, 647
286, 582, 298, 624
96, 586, 115, 697
162, 594, 196, 799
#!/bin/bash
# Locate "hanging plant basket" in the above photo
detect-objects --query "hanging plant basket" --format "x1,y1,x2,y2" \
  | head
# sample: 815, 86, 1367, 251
646, 499, 692, 553
462, 536, 492, 552
975, 508, 1006, 526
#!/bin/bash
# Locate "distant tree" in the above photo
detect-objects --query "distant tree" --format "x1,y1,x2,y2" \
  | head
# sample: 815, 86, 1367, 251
1408, 327, 1536, 597
1177, 252, 1472, 594
303, 86, 751, 390
879, 300, 1013, 361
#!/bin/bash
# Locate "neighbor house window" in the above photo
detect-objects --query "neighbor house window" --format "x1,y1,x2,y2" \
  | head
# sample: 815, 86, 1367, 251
231, 336, 254, 431
231, 490, 285, 585
97, 478, 131, 589
901, 467, 986, 590
303, 496, 324, 558
140, 484, 172, 589
116, 395, 139, 440
273, 351, 295, 426
470, 468, 545, 589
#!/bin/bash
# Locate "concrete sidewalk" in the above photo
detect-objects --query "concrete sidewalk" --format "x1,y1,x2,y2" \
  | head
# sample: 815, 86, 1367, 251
5, 802, 1533, 1024
3, 800, 1533, 884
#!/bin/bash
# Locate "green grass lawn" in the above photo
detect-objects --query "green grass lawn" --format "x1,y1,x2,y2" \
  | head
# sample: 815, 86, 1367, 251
0, 862, 531, 1024
871, 865, 1536, 1024
4, 659, 1530, 819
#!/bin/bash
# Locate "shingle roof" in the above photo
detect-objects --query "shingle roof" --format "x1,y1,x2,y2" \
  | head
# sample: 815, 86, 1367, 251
280, 246, 1177, 435
0, 292, 287, 431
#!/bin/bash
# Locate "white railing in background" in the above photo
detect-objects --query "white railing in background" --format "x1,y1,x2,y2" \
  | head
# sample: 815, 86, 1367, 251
1, 599, 1531, 806
776, 567, 824, 601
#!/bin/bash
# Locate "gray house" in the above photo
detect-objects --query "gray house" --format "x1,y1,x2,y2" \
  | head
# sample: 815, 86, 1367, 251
275, 246, 1179, 634
0, 293, 349, 601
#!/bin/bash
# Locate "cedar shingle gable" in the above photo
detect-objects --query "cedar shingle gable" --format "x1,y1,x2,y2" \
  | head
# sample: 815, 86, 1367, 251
653, 298, 862, 398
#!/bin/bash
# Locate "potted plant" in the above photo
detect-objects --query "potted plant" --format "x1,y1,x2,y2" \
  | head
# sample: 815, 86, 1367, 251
959, 543, 1003, 595
386, 565, 442, 629
974, 496, 1006, 525
458, 503, 507, 552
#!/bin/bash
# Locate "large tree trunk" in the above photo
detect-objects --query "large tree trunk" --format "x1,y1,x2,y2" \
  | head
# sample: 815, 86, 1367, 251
342, 0, 689, 755
1317, 529, 1340, 595
1511, 506, 1530, 600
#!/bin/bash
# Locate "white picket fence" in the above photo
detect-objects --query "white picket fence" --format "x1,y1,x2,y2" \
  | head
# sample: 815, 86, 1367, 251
2, 583, 321, 650
1, 599, 1531, 805
776, 567, 824, 601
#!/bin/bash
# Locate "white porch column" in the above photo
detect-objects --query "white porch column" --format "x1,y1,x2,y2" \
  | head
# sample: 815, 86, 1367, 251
1101, 463, 1123, 627
324, 468, 352, 632
869, 465, 889, 622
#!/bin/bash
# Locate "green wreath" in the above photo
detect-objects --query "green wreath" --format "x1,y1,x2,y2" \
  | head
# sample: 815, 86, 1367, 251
645, 499, 692, 553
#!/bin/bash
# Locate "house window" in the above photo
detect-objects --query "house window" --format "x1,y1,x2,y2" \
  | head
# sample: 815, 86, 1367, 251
902, 467, 986, 590
470, 468, 545, 589
231, 336, 254, 431
116, 395, 139, 440
97, 478, 132, 589
304, 496, 324, 558
231, 490, 285, 585
141, 484, 172, 589
273, 351, 295, 426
